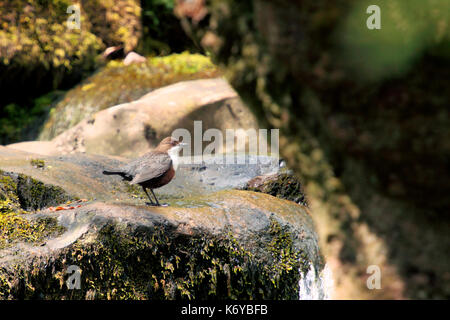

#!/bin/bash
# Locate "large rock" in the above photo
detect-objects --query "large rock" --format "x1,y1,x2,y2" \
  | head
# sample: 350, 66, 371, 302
0, 148, 325, 299
51, 78, 257, 157
0, 147, 130, 202
0, 147, 279, 201
243, 171, 308, 207
10, 78, 259, 158
0, 191, 321, 300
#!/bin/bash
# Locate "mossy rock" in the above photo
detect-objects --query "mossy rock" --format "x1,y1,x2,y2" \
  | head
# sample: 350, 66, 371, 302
0, 170, 68, 251
0, 170, 70, 211
0, 190, 321, 300
39, 52, 222, 140
0, 146, 136, 202
0, 146, 324, 299
243, 172, 308, 207
0, 214, 65, 251
0, 0, 147, 109
0, 174, 21, 214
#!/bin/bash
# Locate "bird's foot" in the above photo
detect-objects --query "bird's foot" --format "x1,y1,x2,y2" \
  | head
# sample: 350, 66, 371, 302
145, 202, 169, 207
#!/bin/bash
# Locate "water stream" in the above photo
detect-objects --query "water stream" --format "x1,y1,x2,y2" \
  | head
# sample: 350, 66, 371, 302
298, 263, 334, 300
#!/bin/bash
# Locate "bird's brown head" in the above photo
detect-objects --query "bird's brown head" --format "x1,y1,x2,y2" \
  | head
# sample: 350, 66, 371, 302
155, 136, 181, 153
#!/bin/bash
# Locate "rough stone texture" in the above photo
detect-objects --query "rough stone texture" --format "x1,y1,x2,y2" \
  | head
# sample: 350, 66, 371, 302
0, 148, 322, 300
175, 0, 450, 299
4, 141, 59, 157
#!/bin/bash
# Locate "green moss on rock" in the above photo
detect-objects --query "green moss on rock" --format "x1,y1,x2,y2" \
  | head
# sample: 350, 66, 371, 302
0, 172, 20, 211
0, 170, 68, 250
39, 52, 222, 140
0, 217, 308, 300
244, 172, 308, 207
0, 214, 65, 250
30, 159, 45, 169
0, 0, 103, 115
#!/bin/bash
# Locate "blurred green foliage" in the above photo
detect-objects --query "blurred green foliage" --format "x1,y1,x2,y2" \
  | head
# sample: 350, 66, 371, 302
81, 0, 142, 52
197, 0, 450, 298
142, 0, 174, 26
0, 0, 102, 68
0, 91, 64, 144
138, 0, 196, 54
338, 0, 450, 80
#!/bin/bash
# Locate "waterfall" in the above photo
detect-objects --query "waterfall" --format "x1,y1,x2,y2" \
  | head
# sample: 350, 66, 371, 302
298, 263, 334, 300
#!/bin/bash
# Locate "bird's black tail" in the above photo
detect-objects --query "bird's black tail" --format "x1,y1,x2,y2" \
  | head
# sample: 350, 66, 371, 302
102, 170, 122, 175
102, 170, 132, 181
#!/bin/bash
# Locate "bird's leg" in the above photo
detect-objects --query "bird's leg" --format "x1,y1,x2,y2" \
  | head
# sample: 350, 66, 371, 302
142, 187, 155, 206
150, 188, 166, 206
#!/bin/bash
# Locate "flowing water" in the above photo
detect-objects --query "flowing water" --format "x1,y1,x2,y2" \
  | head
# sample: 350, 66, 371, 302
298, 263, 334, 300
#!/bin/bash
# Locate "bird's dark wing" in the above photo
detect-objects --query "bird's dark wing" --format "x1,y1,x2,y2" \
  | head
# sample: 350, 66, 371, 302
129, 152, 172, 185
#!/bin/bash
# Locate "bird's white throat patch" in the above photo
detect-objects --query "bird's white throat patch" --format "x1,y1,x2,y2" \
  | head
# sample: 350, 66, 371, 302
168, 146, 181, 170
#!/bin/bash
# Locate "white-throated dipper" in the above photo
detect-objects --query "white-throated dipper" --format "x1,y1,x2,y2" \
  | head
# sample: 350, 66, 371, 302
102, 136, 184, 206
